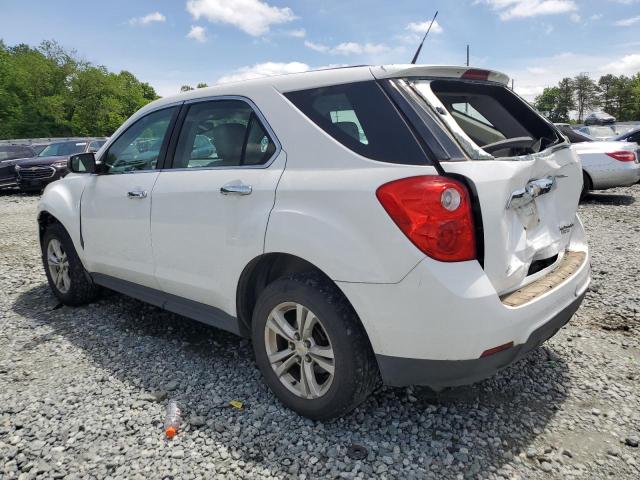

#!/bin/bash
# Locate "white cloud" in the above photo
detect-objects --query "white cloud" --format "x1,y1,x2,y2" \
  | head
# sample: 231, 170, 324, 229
217, 61, 344, 84
187, 25, 208, 43
508, 51, 640, 101
333, 42, 389, 55
569, 13, 581, 23
477, 0, 578, 20
129, 11, 166, 26
589, 14, 603, 21
304, 40, 329, 53
217, 62, 312, 83
600, 54, 640, 75
615, 15, 640, 26
304, 40, 389, 56
285, 28, 306, 38
405, 20, 444, 35
186, 0, 296, 36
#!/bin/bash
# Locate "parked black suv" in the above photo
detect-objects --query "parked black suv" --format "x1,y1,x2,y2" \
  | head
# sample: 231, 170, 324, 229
16, 139, 106, 192
0, 144, 37, 189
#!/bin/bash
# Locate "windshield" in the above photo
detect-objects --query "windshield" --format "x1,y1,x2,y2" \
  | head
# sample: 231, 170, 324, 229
587, 126, 615, 138
38, 141, 87, 157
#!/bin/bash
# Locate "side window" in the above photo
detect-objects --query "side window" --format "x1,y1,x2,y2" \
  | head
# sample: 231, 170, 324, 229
103, 107, 176, 174
88, 140, 105, 153
244, 114, 277, 165
284, 81, 428, 165
628, 132, 640, 144
172, 100, 276, 169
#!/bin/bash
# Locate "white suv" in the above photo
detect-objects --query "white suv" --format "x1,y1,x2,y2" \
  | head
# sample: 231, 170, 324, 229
38, 65, 591, 419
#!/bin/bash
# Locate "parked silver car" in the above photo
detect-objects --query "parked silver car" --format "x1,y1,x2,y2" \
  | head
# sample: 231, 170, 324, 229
556, 124, 640, 197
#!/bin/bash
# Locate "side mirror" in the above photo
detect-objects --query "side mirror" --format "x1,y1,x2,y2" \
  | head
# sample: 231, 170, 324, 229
68, 152, 96, 173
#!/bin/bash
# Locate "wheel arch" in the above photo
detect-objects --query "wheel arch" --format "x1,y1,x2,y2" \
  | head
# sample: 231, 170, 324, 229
235, 252, 375, 349
37, 210, 63, 244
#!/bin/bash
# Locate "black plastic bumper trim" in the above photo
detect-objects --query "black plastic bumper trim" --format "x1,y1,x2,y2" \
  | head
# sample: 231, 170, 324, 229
376, 291, 586, 388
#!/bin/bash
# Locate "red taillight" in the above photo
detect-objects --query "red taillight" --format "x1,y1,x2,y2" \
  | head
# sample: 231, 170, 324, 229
461, 69, 490, 81
480, 341, 514, 358
606, 151, 636, 162
376, 176, 477, 262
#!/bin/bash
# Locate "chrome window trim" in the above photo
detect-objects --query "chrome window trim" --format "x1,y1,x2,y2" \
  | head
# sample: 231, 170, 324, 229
165, 94, 282, 171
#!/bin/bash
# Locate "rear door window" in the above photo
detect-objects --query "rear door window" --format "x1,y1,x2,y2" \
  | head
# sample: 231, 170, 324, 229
170, 100, 276, 169
284, 81, 430, 165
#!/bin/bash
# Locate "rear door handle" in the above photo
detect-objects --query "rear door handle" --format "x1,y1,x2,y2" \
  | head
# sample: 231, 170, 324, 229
127, 190, 148, 199
220, 183, 252, 196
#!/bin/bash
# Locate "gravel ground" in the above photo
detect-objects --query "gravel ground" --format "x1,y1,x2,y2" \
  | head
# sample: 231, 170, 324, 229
1, 186, 639, 480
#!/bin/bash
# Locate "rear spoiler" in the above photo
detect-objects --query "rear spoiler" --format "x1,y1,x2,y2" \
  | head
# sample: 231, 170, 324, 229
370, 65, 510, 86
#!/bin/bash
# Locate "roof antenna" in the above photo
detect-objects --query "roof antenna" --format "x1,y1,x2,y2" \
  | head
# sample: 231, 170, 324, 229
411, 11, 438, 64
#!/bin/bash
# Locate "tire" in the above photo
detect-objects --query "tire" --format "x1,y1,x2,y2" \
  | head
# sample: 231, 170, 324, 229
41, 223, 100, 306
580, 171, 592, 200
251, 273, 379, 420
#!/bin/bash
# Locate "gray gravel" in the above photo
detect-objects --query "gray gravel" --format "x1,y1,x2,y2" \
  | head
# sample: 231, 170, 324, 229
1, 186, 639, 479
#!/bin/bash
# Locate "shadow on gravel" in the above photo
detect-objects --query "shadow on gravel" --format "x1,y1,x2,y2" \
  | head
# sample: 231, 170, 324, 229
582, 191, 635, 206
0, 188, 40, 197
12, 284, 571, 477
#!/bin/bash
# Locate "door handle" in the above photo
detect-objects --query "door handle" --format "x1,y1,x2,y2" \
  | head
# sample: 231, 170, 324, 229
220, 183, 252, 196
127, 190, 148, 199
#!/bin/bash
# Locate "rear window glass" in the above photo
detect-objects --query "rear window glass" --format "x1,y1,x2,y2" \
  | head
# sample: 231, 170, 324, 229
415, 80, 560, 158
284, 81, 429, 165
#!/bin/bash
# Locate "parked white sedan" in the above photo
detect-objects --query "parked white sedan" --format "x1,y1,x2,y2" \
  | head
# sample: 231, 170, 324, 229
556, 124, 640, 197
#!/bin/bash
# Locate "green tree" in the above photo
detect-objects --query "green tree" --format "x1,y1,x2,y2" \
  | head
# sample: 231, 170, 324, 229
573, 73, 600, 122
598, 74, 617, 115
0, 39, 158, 139
608, 75, 634, 121
631, 73, 640, 120
196, 82, 209, 88
556, 78, 576, 122
534, 87, 562, 121
180, 85, 194, 92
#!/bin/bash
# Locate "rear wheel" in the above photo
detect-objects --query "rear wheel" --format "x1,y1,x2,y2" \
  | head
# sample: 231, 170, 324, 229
251, 273, 379, 420
42, 223, 100, 305
580, 170, 592, 200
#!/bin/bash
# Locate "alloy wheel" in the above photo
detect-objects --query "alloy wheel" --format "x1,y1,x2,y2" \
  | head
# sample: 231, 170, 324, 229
264, 302, 335, 399
47, 238, 71, 294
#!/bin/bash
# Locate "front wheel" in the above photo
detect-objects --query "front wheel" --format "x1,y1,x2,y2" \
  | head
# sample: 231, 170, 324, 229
251, 274, 379, 420
42, 223, 100, 305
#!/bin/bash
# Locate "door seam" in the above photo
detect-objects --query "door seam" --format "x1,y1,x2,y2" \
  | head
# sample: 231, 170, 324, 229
262, 150, 288, 253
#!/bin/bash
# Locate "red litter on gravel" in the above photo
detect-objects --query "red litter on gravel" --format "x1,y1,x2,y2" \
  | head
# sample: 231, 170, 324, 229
164, 400, 182, 439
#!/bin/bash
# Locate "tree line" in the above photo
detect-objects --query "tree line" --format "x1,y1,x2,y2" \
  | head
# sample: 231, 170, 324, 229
0, 40, 158, 140
534, 72, 640, 123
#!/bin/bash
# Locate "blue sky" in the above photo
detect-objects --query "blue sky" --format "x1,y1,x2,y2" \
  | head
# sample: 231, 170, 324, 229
1, 0, 639, 99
